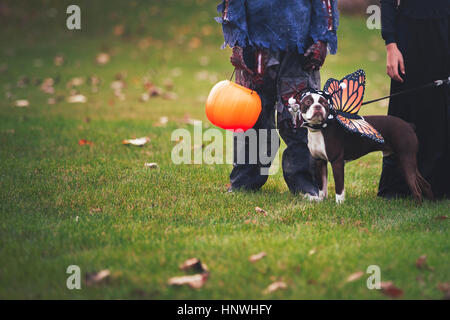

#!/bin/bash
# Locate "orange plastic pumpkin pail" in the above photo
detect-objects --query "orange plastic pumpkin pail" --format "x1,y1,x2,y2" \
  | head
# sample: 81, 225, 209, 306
205, 80, 262, 132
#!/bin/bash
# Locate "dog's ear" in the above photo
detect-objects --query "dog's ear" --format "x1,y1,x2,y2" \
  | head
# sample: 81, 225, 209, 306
297, 89, 310, 102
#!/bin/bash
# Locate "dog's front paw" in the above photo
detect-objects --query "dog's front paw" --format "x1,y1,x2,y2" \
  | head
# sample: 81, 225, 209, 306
319, 189, 328, 199
335, 190, 345, 204
304, 193, 323, 202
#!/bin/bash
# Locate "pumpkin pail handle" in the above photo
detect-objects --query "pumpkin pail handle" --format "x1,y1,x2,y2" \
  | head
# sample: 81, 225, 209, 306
229, 68, 255, 95
229, 68, 236, 81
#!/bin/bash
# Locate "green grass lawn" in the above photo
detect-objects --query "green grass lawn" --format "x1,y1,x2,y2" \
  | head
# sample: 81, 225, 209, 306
0, 0, 448, 299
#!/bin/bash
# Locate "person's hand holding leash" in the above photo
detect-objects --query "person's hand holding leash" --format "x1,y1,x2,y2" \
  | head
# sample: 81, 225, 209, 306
304, 40, 327, 71
386, 43, 405, 82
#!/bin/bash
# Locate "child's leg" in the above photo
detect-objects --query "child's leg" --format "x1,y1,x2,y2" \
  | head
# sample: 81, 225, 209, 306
229, 49, 280, 191
276, 51, 320, 195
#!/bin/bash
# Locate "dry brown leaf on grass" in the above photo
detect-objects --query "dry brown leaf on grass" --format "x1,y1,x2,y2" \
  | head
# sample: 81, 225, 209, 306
416, 255, 427, 269
249, 252, 266, 263
122, 137, 150, 146
96, 52, 110, 65
179, 258, 209, 273
437, 282, 450, 293
255, 207, 267, 216
188, 37, 202, 49
67, 77, 84, 88
67, 94, 87, 104
345, 271, 364, 283
168, 273, 208, 289
263, 281, 287, 294
54, 55, 64, 66
14, 99, 29, 108
415, 255, 434, 271
380, 281, 403, 298
437, 282, 450, 299
40, 78, 54, 94
113, 24, 125, 37
85, 269, 111, 286
78, 139, 93, 146
154, 116, 169, 127
90, 207, 102, 214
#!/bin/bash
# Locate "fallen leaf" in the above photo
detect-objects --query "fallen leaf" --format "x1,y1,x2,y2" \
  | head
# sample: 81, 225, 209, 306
85, 269, 111, 286
40, 77, 54, 94
140, 92, 150, 102
78, 139, 93, 146
144, 162, 158, 169
249, 252, 266, 263
67, 94, 87, 103
188, 37, 202, 49
54, 55, 64, 66
122, 137, 150, 146
168, 273, 208, 289
110, 80, 125, 91
96, 52, 110, 65
179, 258, 209, 273
380, 281, 403, 298
416, 255, 427, 269
148, 86, 162, 97
437, 282, 450, 293
345, 271, 364, 283
159, 116, 168, 125
162, 92, 177, 100
14, 99, 29, 107
113, 24, 125, 36
67, 77, 84, 88
255, 207, 267, 216
308, 249, 316, 256
263, 281, 287, 294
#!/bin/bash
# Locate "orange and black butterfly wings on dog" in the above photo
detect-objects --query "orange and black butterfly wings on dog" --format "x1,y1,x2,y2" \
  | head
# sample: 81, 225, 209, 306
323, 69, 385, 144
324, 69, 366, 114
335, 115, 385, 143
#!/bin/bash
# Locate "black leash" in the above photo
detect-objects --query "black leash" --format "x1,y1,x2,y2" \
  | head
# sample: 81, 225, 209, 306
361, 76, 450, 106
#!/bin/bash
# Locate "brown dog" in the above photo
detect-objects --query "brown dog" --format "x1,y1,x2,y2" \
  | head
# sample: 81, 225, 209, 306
297, 92, 433, 204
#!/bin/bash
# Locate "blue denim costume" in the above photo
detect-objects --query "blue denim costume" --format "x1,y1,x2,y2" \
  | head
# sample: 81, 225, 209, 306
216, 1, 339, 194
216, 0, 338, 54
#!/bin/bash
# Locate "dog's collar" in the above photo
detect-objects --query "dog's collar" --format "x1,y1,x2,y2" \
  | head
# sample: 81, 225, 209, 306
301, 113, 335, 131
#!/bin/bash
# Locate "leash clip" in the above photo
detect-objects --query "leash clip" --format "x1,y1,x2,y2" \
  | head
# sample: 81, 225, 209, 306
435, 77, 450, 87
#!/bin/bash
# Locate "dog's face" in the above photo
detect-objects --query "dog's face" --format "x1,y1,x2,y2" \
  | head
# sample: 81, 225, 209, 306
299, 92, 331, 125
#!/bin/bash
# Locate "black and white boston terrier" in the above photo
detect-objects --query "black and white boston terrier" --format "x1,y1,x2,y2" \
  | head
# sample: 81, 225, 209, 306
294, 92, 433, 204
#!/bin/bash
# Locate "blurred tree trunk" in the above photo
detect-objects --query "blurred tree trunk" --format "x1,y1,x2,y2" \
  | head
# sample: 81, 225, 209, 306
338, 0, 380, 15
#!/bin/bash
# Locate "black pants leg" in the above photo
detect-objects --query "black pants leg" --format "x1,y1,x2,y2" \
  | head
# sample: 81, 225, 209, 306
230, 63, 280, 191
378, 15, 450, 199
229, 100, 280, 190
230, 49, 319, 195
277, 118, 318, 195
